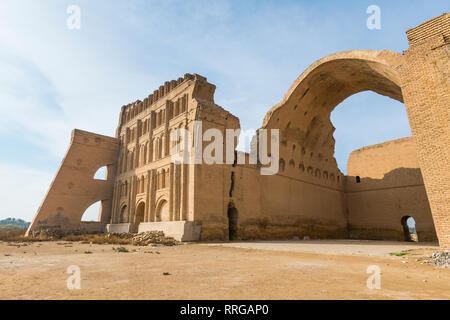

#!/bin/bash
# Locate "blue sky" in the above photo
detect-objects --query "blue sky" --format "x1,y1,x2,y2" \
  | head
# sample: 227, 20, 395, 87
0, 0, 448, 221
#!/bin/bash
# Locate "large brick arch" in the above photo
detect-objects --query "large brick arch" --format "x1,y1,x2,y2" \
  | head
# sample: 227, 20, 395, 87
261, 32, 449, 248
26, 130, 119, 235
262, 50, 404, 170
264, 50, 403, 124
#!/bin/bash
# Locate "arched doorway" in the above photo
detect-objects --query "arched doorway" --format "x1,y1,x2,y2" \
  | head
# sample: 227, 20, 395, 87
156, 200, 170, 222
120, 205, 128, 223
135, 202, 145, 224
401, 216, 418, 242
228, 204, 238, 241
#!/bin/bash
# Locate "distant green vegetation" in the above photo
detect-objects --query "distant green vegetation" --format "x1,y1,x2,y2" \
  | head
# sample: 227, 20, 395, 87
0, 218, 30, 229
390, 252, 409, 256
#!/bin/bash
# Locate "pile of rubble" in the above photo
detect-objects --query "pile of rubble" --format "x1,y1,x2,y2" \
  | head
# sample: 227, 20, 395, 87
105, 232, 134, 240
421, 250, 449, 268
29, 228, 79, 240
27, 228, 178, 246
108, 231, 178, 246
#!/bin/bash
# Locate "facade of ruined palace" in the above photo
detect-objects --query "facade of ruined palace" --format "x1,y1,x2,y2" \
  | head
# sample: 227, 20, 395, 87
27, 14, 449, 248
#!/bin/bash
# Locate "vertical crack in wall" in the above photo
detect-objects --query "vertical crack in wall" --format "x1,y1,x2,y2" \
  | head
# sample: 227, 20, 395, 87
229, 171, 235, 198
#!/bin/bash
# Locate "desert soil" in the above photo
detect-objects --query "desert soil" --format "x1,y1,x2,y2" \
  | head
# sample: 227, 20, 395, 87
0, 240, 448, 299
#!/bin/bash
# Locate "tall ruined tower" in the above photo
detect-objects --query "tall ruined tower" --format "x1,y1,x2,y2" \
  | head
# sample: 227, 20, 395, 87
108, 73, 239, 240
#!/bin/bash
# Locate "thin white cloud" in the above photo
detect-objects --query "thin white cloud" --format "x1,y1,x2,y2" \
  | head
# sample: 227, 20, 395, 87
0, 51, 70, 157
0, 163, 52, 221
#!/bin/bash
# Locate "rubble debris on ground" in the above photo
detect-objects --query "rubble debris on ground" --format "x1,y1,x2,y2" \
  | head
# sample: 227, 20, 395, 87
130, 231, 178, 246
30, 228, 82, 240
106, 231, 178, 246
418, 250, 449, 268
26, 228, 178, 246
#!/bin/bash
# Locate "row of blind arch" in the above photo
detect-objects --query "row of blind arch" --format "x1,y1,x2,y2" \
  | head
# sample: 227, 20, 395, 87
118, 168, 170, 198
279, 158, 342, 183
122, 94, 189, 144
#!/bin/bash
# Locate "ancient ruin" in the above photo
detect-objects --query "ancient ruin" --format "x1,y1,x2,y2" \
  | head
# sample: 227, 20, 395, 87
27, 14, 449, 248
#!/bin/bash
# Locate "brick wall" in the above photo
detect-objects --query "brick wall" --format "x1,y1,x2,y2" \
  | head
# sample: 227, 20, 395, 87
400, 13, 450, 248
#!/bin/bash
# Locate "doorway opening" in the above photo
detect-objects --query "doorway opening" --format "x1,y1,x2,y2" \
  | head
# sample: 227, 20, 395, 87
401, 216, 418, 242
227, 203, 238, 241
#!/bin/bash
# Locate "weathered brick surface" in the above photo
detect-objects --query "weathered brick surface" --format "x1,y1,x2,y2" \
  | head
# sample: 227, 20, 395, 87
399, 13, 450, 248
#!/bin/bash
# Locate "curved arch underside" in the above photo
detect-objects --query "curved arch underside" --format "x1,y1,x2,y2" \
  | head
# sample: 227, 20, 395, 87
262, 50, 405, 171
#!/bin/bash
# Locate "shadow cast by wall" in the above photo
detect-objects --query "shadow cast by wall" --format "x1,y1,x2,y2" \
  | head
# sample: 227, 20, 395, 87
345, 167, 438, 242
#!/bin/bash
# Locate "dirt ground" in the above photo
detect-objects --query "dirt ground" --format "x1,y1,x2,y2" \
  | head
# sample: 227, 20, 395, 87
0, 240, 448, 300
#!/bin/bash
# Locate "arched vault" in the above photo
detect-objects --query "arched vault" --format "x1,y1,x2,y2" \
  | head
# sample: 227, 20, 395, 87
262, 50, 405, 167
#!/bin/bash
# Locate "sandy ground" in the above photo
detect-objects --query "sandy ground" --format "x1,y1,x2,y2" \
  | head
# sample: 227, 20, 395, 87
203, 240, 439, 256
0, 240, 448, 300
